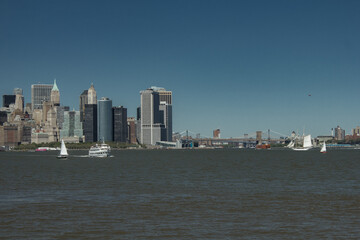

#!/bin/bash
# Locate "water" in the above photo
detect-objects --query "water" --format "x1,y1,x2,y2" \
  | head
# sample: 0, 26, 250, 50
1, 149, 360, 239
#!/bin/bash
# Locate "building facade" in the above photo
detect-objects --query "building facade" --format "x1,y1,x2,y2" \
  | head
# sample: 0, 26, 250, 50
2, 95, 16, 108
50, 80, 60, 106
127, 117, 137, 144
213, 129, 221, 139
79, 90, 88, 122
60, 110, 83, 142
31, 84, 53, 110
88, 83, 97, 104
334, 126, 345, 141
113, 106, 128, 142
84, 104, 97, 142
97, 97, 113, 142
159, 102, 172, 141
140, 89, 163, 145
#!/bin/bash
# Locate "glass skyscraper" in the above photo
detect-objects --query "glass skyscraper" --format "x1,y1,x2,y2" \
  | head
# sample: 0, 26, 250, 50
97, 97, 113, 142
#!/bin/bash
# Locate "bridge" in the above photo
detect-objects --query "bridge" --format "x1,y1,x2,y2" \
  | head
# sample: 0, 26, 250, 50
175, 129, 288, 147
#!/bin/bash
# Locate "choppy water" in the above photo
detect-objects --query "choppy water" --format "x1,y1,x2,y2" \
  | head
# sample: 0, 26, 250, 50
0, 149, 360, 239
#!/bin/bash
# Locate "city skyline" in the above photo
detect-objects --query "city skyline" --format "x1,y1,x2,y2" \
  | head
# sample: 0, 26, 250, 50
1, 0, 360, 138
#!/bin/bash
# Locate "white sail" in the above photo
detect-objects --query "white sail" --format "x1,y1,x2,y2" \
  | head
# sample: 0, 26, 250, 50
60, 139, 68, 156
320, 141, 326, 153
303, 135, 312, 148
287, 140, 295, 148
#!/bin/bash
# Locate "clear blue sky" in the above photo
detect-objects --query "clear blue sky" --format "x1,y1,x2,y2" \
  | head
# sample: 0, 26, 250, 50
1, 0, 360, 138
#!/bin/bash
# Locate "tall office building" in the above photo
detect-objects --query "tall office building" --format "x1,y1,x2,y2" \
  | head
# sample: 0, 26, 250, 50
60, 110, 83, 142
159, 102, 172, 141
84, 104, 97, 142
31, 83, 53, 110
88, 83, 97, 104
2, 95, 16, 108
150, 86, 172, 104
113, 106, 128, 142
127, 117, 137, 144
140, 89, 164, 145
79, 90, 88, 122
56, 106, 70, 129
50, 79, 60, 106
97, 97, 113, 142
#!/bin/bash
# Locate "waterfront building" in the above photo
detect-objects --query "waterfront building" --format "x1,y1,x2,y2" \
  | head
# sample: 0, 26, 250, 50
351, 126, 360, 136
60, 110, 83, 142
127, 117, 137, 144
140, 88, 164, 145
97, 97, 113, 142
0, 121, 34, 147
159, 101, 172, 141
334, 126, 345, 141
31, 83, 53, 110
113, 106, 128, 143
84, 104, 97, 142
79, 90, 88, 122
2, 95, 16, 108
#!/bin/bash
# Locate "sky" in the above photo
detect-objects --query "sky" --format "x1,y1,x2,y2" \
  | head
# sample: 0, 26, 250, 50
1, 0, 360, 138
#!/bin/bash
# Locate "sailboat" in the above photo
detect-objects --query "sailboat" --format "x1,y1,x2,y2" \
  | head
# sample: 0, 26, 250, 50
320, 141, 327, 153
57, 139, 69, 159
293, 135, 313, 151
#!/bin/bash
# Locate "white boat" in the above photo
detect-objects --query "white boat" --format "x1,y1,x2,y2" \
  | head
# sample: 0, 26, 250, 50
293, 135, 313, 151
287, 140, 295, 148
89, 142, 111, 157
320, 141, 327, 153
57, 140, 69, 159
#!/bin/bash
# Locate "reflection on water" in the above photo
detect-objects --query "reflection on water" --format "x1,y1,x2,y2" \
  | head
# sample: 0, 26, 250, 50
0, 149, 359, 239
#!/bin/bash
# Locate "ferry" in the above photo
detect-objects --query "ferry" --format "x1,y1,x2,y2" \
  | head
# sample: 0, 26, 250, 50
89, 142, 111, 157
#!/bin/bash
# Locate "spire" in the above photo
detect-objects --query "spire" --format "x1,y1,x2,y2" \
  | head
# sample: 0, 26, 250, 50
52, 79, 59, 91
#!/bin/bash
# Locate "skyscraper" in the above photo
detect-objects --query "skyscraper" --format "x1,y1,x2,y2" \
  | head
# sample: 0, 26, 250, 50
79, 90, 88, 122
127, 117, 137, 144
14, 88, 24, 112
113, 106, 128, 142
88, 83, 97, 104
2, 95, 16, 108
159, 101, 172, 141
60, 110, 83, 142
31, 84, 53, 110
84, 104, 97, 142
50, 79, 60, 106
140, 89, 164, 145
97, 97, 113, 142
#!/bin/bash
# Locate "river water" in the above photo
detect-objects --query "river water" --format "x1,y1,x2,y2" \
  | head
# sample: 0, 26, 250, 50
0, 149, 359, 239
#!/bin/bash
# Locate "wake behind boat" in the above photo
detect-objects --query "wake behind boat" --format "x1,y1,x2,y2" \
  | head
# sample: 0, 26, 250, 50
89, 142, 111, 157
57, 139, 68, 159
